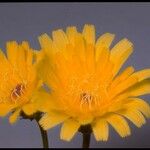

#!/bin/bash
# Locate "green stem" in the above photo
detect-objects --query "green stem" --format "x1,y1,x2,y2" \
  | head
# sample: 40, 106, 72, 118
79, 124, 92, 148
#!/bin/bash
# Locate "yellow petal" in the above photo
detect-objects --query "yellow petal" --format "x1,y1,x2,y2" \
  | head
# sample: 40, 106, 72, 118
33, 50, 45, 65
22, 103, 38, 116
124, 98, 150, 118
110, 38, 133, 77
0, 49, 7, 62
37, 33, 56, 66
82, 24, 95, 44
60, 118, 80, 141
21, 41, 33, 66
73, 33, 86, 62
85, 44, 95, 72
9, 109, 21, 124
8, 44, 27, 80
109, 66, 134, 90
118, 109, 146, 128
95, 33, 115, 61
27, 49, 34, 66
96, 47, 110, 75
21, 41, 30, 50
0, 104, 13, 117
126, 78, 150, 96
52, 29, 68, 51
6, 41, 18, 65
38, 33, 53, 56
35, 55, 58, 88
92, 118, 109, 141
39, 112, 69, 130
66, 26, 78, 46
31, 89, 58, 113
113, 79, 150, 105
101, 61, 114, 83
132, 69, 150, 81
107, 114, 131, 137
110, 75, 138, 99
17, 45, 26, 64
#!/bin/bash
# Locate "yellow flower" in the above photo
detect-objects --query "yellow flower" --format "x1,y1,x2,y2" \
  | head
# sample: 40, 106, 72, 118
36, 24, 150, 141
0, 41, 42, 123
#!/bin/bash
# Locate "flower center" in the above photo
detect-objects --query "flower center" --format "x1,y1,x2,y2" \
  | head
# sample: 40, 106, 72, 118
11, 84, 25, 101
80, 92, 94, 109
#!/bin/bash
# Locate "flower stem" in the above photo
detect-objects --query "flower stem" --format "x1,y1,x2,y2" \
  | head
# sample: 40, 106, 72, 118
82, 132, 91, 148
79, 124, 92, 148
20, 111, 49, 148
36, 119, 49, 148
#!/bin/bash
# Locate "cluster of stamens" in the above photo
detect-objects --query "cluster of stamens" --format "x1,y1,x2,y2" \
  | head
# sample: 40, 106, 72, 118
11, 84, 26, 101
80, 92, 94, 110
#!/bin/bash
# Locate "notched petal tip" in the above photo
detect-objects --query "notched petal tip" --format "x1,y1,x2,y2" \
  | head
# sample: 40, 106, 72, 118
39, 115, 50, 130
92, 119, 109, 141
39, 112, 69, 131
82, 24, 95, 44
60, 119, 80, 141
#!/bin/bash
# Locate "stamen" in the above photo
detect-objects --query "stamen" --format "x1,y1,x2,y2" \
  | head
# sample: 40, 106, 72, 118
11, 84, 25, 101
80, 92, 93, 110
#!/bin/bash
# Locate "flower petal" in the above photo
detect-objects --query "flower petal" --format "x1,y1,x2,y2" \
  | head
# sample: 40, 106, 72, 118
0, 104, 13, 117
123, 98, 150, 118
66, 26, 78, 46
82, 24, 95, 44
6, 41, 18, 65
60, 118, 80, 141
118, 109, 146, 128
110, 38, 133, 77
39, 112, 69, 130
0, 49, 7, 62
92, 118, 109, 141
73, 33, 85, 62
106, 114, 131, 137
126, 78, 150, 96
109, 66, 134, 90
52, 29, 69, 51
38, 33, 53, 57
9, 109, 21, 124
31, 89, 58, 113
21, 41, 33, 66
109, 75, 138, 99
35, 55, 59, 89
22, 103, 38, 116
38, 33, 52, 49
132, 69, 150, 81
96, 47, 110, 74
95, 33, 115, 61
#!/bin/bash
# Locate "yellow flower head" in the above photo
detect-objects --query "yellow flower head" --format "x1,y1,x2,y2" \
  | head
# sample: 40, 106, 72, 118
0, 41, 42, 123
36, 24, 150, 141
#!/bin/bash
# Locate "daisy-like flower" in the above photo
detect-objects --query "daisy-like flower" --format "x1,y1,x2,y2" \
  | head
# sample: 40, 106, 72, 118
36, 24, 150, 142
0, 41, 42, 123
